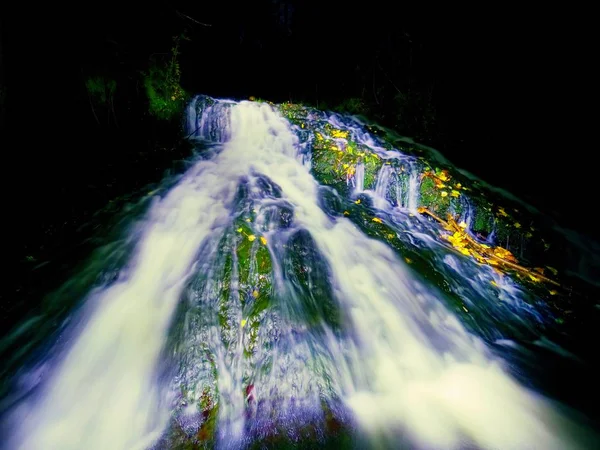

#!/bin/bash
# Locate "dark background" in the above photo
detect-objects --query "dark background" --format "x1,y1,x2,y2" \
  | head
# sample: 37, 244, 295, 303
0, 2, 597, 274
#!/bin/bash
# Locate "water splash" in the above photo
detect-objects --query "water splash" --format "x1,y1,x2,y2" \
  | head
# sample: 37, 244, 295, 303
1, 98, 597, 450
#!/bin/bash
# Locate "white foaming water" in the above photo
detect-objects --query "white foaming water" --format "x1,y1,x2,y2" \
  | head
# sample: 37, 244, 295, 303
354, 162, 365, 193
5, 99, 594, 449
407, 163, 420, 212
205, 102, 588, 449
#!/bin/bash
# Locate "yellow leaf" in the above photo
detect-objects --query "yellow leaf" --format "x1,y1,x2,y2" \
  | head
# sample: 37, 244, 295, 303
331, 129, 349, 139
458, 221, 467, 228
490, 280, 498, 287
355, 199, 361, 204
441, 191, 448, 197
404, 257, 413, 264
241, 319, 247, 328
549, 290, 558, 295
451, 190, 460, 197
237, 227, 243, 233
498, 207, 508, 217
529, 274, 540, 282
480, 243, 490, 248
301, 123, 305, 128
372, 217, 383, 223
514, 222, 521, 229
252, 290, 259, 298
525, 232, 533, 238
387, 233, 395, 239
248, 234, 256, 242
459, 248, 470, 256
245, 218, 252, 222
260, 236, 267, 245
455, 183, 462, 189
417, 206, 428, 214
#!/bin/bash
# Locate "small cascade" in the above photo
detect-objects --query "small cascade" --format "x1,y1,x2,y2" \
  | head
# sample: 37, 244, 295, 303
373, 164, 394, 209
187, 96, 235, 142
407, 165, 420, 212
354, 163, 365, 193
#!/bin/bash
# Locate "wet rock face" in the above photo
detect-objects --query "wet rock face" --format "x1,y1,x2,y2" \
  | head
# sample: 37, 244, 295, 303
276, 100, 569, 283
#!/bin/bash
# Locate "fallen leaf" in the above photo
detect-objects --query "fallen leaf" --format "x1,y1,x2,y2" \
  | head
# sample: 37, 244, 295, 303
260, 236, 267, 245
514, 222, 521, 229
237, 227, 243, 233
438, 170, 450, 181
248, 235, 256, 242
355, 199, 361, 204
441, 191, 448, 197
241, 319, 247, 327
491, 280, 498, 287
252, 290, 259, 298
372, 217, 383, 223
458, 221, 467, 228
331, 129, 349, 139
451, 190, 461, 197
404, 257, 412, 264
343, 210, 350, 216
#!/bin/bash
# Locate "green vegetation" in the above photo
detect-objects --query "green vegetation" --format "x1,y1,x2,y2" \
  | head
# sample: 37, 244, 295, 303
85, 75, 118, 126
143, 34, 189, 121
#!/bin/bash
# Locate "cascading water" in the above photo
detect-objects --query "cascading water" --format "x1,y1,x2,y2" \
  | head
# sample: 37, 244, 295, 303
0, 96, 597, 449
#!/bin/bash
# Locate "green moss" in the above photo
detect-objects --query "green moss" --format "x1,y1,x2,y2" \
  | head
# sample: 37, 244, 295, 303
278, 102, 310, 126
284, 230, 342, 330
472, 203, 493, 234
418, 176, 452, 216
310, 129, 383, 195
217, 251, 232, 331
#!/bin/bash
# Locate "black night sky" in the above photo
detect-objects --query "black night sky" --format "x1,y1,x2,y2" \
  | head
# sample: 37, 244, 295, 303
0, 2, 597, 257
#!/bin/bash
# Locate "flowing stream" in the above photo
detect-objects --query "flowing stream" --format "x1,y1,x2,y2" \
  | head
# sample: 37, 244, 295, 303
0, 98, 597, 449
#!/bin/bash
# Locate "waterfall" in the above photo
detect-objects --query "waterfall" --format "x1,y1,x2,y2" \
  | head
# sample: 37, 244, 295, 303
1, 97, 596, 450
